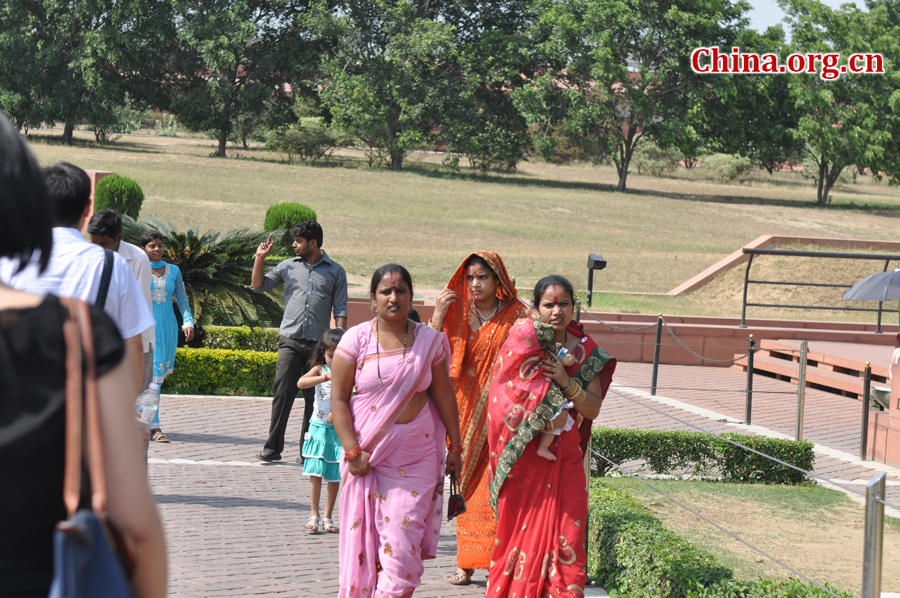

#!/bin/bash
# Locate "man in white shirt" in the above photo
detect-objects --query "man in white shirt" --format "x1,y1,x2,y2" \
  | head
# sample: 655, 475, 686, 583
0, 162, 154, 392
88, 209, 155, 393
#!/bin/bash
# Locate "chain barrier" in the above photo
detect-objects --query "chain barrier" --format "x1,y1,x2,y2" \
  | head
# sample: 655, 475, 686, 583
617, 384, 797, 395
661, 319, 749, 364
582, 310, 749, 363
590, 448, 846, 598
582, 310, 658, 332
606, 386, 874, 502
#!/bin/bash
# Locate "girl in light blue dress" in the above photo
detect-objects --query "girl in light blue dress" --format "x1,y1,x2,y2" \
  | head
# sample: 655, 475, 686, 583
140, 229, 194, 443
297, 328, 344, 533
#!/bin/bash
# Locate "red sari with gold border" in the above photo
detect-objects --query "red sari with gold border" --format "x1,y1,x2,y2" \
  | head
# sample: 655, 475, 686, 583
485, 318, 615, 598
440, 251, 528, 570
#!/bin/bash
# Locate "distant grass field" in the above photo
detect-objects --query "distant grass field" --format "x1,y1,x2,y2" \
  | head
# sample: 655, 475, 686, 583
27, 130, 900, 322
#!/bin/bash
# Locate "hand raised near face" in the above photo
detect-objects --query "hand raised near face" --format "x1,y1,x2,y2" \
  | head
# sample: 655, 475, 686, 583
433, 289, 458, 319
256, 233, 275, 260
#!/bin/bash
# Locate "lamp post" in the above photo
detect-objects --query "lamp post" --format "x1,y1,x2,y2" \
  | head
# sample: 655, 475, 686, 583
586, 254, 607, 307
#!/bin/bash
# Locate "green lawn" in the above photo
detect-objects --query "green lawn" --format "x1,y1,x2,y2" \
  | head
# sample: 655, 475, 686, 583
27, 131, 900, 321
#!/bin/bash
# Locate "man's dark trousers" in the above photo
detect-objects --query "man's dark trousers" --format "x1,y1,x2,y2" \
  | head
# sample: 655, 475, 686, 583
265, 336, 318, 458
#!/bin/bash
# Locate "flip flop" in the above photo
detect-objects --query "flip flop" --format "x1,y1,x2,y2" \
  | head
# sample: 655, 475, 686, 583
150, 429, 170, 443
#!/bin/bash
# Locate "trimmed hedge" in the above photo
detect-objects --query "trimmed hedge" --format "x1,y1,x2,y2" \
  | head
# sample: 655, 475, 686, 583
588, 480, 732, 597
588, 481, 852, 598
687, 579, 852, 598
591, 428, 814, 485
94, 174, 144, 219
164, 347, 276, 396
200, 325, 280, 353
264, 202, 317, 232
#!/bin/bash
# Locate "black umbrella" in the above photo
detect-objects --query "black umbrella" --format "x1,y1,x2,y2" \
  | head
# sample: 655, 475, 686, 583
843, 269, 900, 302
843, 269, 900, 331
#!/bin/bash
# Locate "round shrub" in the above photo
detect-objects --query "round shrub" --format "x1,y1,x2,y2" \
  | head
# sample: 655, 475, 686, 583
264, 203, 317, 232
94, 174, 144, 219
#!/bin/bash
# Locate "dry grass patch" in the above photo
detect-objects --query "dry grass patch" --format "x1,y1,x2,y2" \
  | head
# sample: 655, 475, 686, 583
26, 132, 900, 321
603, 477, 900, 597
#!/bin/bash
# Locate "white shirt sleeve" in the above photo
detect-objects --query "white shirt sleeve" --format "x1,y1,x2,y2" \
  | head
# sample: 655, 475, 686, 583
105, 252, 155, 340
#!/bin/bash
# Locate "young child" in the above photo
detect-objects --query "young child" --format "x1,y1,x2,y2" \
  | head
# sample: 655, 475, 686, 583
537, 344, 577, 461
297, 328, 345, 533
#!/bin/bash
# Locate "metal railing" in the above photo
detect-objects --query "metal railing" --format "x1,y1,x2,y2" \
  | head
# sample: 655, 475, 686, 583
738, 248, 900, 332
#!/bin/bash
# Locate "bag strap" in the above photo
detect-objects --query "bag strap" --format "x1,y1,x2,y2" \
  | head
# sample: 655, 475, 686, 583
95, 249, 114, 309
61, 298, 109, 516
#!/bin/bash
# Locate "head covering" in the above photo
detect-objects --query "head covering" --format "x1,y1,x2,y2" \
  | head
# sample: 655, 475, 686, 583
443, 251, 518, 380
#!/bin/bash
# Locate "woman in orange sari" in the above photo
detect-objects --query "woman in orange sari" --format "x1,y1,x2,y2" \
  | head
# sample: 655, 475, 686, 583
485, 275, 615, 598
428, 252, 529, 586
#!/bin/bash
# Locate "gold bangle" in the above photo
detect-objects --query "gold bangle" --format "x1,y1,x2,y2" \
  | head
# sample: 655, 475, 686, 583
570, 386, 587, 405
427, 318, 441, 331
344, 446, 361, 461
561, 377, 575, 395
563, 378, 582, 398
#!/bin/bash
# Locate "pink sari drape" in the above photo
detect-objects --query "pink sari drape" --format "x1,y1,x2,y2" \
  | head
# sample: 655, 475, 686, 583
337, 322, 450, 598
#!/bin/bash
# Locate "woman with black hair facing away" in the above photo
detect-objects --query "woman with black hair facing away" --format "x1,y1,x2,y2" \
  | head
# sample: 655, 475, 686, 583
330, 264, 463, 597
140, 228, 194, 443
0, 111, 167, 597
485, 275, 616, 598
297, 327, 345, 534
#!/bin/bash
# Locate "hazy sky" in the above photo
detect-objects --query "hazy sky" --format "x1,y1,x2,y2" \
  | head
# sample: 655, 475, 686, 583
745, 0, 861, 31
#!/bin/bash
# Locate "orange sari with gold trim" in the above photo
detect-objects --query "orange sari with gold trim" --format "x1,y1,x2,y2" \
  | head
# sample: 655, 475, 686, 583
442, 252, 528, 570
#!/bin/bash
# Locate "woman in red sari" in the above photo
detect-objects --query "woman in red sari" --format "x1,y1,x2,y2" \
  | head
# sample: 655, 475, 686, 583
485, 275, 615, 598
428, 252, 528, 585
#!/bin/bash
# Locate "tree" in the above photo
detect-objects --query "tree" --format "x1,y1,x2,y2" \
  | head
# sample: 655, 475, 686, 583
781, 0, 890, 204
165, 0, 314, 157
122, 217, 286, 326
699, 27, 804, 174
516, 0, 748, 191
857, 0, 900, 185
438, 0, 536, 171
0, 0, 171, 141
313, 0, 460, 171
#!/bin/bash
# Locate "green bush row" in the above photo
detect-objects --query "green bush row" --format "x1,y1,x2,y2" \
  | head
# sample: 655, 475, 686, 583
163, 347, 275, 396
591, 428, 814, 485
199, 325, 281, 353
588, 481, 851, 598
687, 578, 851, 598
588, 480, 732, 597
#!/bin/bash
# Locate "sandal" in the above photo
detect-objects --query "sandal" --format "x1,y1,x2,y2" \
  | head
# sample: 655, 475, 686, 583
305, 516, 321, 533
322, 518, 339, 533
448, 569, 473, 585
150, 429, 170, 443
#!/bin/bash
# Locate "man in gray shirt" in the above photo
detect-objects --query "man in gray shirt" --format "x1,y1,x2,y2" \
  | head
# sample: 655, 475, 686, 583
251, 220, 348, 462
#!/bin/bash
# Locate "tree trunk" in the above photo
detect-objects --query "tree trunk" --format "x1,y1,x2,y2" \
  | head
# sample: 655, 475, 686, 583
616, 162, 629, 192
816, 159, 827, 206
390, 151, 403, 171
615, 133, 637, 192
62, 118, 74, 145
821, 163, 843, 205
217, 128, 228, 158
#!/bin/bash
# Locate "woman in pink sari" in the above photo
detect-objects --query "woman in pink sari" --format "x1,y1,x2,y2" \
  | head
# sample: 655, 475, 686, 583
331, 264, 463, 598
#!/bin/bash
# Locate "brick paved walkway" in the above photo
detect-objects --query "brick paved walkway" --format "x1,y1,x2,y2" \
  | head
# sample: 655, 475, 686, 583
148, 362, 900, 596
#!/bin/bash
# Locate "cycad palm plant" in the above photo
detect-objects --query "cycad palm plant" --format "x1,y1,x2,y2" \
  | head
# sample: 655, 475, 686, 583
122, 217, 288, 327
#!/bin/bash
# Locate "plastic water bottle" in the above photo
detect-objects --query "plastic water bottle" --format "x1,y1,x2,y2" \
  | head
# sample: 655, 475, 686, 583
135, 383, 161, 426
